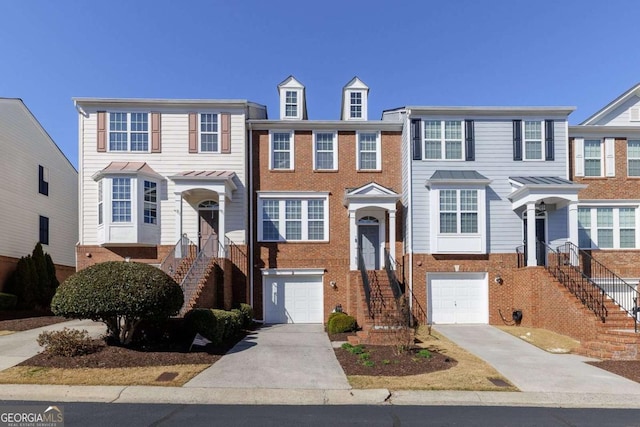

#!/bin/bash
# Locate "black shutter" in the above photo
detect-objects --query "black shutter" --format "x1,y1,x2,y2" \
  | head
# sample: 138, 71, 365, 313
465, 120, 475, 161
513, 120, 522, 161
545, 120, 554, 161
411, 119, 422, 160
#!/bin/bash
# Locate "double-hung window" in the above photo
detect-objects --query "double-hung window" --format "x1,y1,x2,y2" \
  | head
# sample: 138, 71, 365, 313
38, 165, 49, 196
200, 113, 219, 152
578, 207, 637, 249
423, 120, 463, 160
584, 139, 603, 177
523, 121, 543, 160
314, 132, 337, 170
439, 189, 478, 234
112, 178, 131, 222
109, 112, 149, 152
259, 196, 328, 242
143, 180, 157, 224
97, 180, 103, 225
628, 140, 640, 177
39, 215, 49, 245
350, 92, 362, 119
285, 91, 298, 118
271, 131, 293, 170
357, 132, 380, 170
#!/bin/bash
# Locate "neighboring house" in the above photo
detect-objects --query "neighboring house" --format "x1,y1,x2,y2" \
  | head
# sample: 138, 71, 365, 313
73, 97, 266, 311
249, 76, 404, 326
0, 98, 77, 287
382, 105, 585, 326
569, 83, 640, 287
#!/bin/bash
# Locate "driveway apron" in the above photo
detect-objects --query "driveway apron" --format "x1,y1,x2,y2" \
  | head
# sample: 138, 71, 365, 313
435, 324, 640, 394
184, 324, 350, 389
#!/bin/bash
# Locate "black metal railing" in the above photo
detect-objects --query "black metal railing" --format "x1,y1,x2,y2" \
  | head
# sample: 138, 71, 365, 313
516, 245, 525, 268
540, 240, 608, 323
560, 242, 638, 331
178, 234, 222, 316
159, 234, 197, 279
357, 250, 373, 316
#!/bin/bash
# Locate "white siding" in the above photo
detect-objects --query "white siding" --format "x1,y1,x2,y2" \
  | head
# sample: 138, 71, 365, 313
411, 117, 569, 254
593, 95, 640, 126
79, 104, 260, 247
0, 99, 78, 267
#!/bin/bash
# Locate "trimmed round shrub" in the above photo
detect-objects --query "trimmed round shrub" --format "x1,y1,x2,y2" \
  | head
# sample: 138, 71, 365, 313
237, 303, 254, 328
327, 312, 357, 334
185, 308, 222, 345
0, 293, 17, 310
51, 261, 183, 345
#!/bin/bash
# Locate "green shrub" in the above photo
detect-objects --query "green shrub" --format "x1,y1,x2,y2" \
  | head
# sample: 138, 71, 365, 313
51, 261, 183, 345
0, 293, 17, 310
4, 243, 59, 310
417, 349, 432, 359
185, 308, 244, 346
37, 328, 97, 357
327, 313, 357, 334
236, 303, 254, 328
213, 309, 242, 340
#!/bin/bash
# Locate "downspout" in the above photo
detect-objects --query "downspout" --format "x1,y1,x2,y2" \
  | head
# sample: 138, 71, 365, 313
248, 120, 254, 314
74, 101, 87, 269
406, 109, 414, 313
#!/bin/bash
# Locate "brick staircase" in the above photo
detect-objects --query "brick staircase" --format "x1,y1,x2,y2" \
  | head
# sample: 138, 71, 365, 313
348, 270, 414, 346
179, 257, 220, 316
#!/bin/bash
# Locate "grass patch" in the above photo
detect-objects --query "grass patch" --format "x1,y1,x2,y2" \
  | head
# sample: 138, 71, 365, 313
0, 331, 14, 336
496, 326, 580, 354
347, 326, 518, 392
0, 364, 211, 387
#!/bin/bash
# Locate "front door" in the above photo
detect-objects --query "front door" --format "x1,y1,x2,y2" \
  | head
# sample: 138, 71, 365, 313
524, 217, 546, 266
358, 225, 379, 270
198, 208, 219, 253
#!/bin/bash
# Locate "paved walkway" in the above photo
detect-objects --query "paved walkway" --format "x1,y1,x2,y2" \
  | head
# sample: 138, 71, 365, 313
434, 324, 640, 394
0, 319, 106, 371
184, 324, 350, 389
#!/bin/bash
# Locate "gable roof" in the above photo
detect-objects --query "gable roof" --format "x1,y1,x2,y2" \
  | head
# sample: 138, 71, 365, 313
340, 76, 369, 121
580, 82, 640, 125
277, 75, 308, 120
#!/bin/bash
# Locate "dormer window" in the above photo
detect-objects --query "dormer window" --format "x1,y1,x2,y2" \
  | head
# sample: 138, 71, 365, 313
341, 77, 369, 121
350, 92, 362, 119
285, 91, 298, 118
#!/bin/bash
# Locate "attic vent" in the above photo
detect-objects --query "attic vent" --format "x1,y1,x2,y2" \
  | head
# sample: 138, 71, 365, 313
630, 107, 640, 122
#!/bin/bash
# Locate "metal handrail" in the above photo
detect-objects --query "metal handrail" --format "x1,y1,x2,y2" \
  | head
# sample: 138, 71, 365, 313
560, 242, 638, 331
159, 234, 196, 279
178, 234, 220, 315
357, 250, 372, 316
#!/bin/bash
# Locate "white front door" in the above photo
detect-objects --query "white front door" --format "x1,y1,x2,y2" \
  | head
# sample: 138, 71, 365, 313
428, 273, 488, 324
264, 275, 324, 324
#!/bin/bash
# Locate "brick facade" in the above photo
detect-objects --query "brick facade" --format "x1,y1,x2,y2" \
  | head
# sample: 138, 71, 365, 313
76, 245, 174, 271
251, 129, 403, 321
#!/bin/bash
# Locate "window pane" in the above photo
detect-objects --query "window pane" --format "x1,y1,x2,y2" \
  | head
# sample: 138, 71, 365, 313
524, 121, 541, 140
620, 229, 636, 248
597, 208, 613, 227
440, 213, 457, 233
461, 213, 478, 233
272, 133, 291, 169
424, 121, 441, 139
424, 141, 441, 159
620, 208, 635, 227
460, 190, 477, 211
597, 229, 613, 248
584, 159, 601, 177
444, 121, 462, 139
315, 133, 334, 169
308, 200, 324, 219
578, 208, 591, 228
262, 200, 280, 240
286, 221, 302, 240
629, 140, 640, 176
525, 141, 542, 160
130, 132, 148, 151
308, 221, 324, 240
285, 200, 301, 219
579, 229, 592, 248
109, 132, 128, 151
445, 141, 462, 159
285, 200, 301, 240
439, 190, 457, 211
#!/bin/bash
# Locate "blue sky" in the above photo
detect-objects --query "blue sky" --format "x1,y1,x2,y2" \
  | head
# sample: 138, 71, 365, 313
1, 0, 639, 168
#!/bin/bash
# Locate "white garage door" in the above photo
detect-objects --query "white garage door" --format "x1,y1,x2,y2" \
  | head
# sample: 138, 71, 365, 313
264, 275, 323, 323
428, 273, 488, 324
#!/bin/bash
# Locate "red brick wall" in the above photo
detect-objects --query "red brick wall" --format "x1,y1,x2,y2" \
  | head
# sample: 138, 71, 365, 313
570, 137, 640, 199
251, 129, 403, 321
76, 245, 174, 271
586, 250, 640, 279
1, 255, 75, 292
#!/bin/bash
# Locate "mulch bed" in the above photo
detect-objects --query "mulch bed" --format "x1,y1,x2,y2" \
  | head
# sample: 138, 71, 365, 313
587, 360, 640, 383
0, 311, 68, 332
334, 344, 457, 376
328, 332, 357, 342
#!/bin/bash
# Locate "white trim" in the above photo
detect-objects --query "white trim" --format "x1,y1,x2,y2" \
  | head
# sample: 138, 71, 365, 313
261, 268, 325, 276
198, 112, 221, 153
628, 139, 640, 177
578, 206, 638, 250
522, 120, 545, 161
583, 138, 604, 177
106, 111, 151, 153
257, 194, 329, 242
421, 119, 465, 161
574, 137, 584, 177
280, 88, 303, 120
269, 130, 295, 170
312, 130, 338, 171
344, 89, 368, 121
356, 131, 381, 171
605, 137, 615, 177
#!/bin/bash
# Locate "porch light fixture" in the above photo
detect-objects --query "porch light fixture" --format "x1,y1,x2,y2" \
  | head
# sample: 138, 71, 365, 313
494, 275, 503, 285
537, 201, 546, 212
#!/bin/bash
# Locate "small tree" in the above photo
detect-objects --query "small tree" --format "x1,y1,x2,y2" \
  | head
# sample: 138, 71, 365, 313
51, 261, 184, 345
4, 243, 59, 310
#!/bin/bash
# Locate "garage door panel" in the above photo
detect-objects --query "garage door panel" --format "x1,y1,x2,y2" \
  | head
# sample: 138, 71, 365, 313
428, 273, 488, 324
265, 276, 323, 324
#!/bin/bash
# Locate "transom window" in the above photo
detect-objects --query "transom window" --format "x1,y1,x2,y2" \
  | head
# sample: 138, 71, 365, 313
314, 132, 336, 170
200, 113, 219, 152
271, 132, 293, 170
357, 132, 380, 170
109, 112, 149, 152
112, 178, 131, 222
423, 120, 463, 160
584, 139, 603, 177
628, 140, 640, 177
285, 91, 298, 118
523, 121, 543, 160
578, 207, 637, 249
259, 197, 328, 242
350, 92, 362, 118
439, 189, 478, 233
143, 180, 157, 224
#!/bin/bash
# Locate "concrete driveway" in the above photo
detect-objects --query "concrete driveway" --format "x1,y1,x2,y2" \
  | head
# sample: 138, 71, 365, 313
184, 324, 350, 389
435, 324, 640, 394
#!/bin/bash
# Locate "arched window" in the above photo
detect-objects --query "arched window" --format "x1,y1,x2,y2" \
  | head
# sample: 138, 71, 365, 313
358, 216, 379, 224
198, 200, 219, 210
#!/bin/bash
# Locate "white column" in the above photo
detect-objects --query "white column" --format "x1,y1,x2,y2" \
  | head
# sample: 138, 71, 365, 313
526, 202, 537, 267
389, 209, 397, 269
218, 194, 226, 254
349, 209, 357, 270
174, 192, 183, 244
568, 201, 579, 266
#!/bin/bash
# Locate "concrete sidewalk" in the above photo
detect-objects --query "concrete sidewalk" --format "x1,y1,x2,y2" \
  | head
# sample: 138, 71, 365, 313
0, 319, 106, 371
434, 324, 640, 394
184, 324, 350, 389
